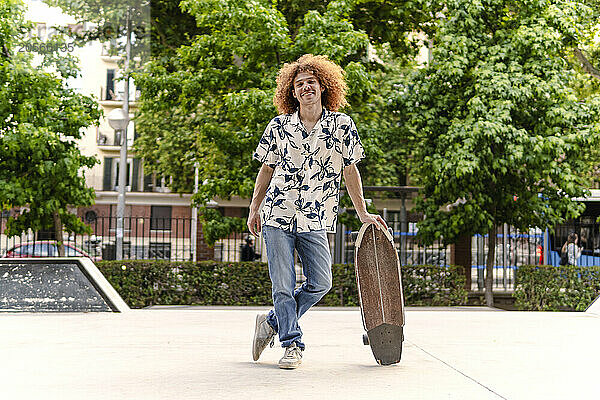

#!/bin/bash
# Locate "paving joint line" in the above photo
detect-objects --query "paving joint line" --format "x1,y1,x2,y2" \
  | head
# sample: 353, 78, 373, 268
407, 339, 509, 400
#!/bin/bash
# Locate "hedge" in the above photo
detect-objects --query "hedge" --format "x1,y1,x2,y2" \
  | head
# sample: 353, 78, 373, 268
514, 265, 600, 311
97, 261, 468, 309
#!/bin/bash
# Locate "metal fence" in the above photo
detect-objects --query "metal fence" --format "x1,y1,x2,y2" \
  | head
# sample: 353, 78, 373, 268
339, 223, 448, 267
471, 226, 543, 291
211, 222, 449, 266
2, 213, 599, 291
552, 218, 600, 266
213, 231, 266, 263
470, 220, 600, 291
1, 215, 194, 261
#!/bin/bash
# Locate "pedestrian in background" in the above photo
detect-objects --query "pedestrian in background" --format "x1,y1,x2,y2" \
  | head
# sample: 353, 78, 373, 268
241, 237, 260, 261
560, 232, 582, 266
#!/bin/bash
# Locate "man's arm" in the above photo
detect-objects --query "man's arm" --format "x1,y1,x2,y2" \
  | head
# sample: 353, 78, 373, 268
343, 164, 388, 229
247, 164, 275, 237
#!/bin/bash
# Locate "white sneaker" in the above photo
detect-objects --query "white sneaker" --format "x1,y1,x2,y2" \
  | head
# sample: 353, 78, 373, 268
278, 343, 303, 369
252, 313, 276, 361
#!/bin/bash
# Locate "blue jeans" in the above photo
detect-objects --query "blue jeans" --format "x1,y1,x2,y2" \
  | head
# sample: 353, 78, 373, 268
262, 225, 333, 350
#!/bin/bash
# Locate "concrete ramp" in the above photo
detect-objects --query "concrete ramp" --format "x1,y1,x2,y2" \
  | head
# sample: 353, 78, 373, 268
0, 257, 129, 312
586, 295, 600, 316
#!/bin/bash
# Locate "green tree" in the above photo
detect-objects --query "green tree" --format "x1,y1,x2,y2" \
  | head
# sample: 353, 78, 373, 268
44, 0, 202, 61
394, 0, 600, 306
133, 0, 437, 244
569, 0, 600, 188
572, 0, 600, 86
0, 0, 101, 255
149, 0, 203, 58
43, 0, 151, 63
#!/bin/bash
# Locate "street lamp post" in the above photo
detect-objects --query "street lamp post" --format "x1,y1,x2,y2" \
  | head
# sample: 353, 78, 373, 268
106, 8, 132, 261
191, 162, 199, 262
107, 107, 129, 260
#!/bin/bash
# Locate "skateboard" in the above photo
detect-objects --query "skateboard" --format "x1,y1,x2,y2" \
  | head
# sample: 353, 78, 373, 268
354, 223, 405, 365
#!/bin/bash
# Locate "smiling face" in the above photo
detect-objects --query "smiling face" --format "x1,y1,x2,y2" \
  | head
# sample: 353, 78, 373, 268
292, 71, 325, 109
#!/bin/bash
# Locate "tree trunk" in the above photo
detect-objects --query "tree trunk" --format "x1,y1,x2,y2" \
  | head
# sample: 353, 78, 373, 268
574, 48, 600, 81
485, 225, 496, 307
53, 210, 65, 257
451, 234, 472, 291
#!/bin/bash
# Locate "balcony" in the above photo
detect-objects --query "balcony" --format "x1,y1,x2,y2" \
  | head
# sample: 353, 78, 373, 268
86, 170, 174, 194
97, 129, 134, 148
99, 86, 141, 106
97, 130, 118, 147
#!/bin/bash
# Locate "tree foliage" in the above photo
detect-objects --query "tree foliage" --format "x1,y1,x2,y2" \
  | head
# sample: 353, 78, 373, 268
394, 0, 600, 305
568, 0, 600, 186
44, 0, 152, 65
44, 0, 203, 62
0, 0, 101, 249
149, 0, 203, 58
133, 0, 440, 242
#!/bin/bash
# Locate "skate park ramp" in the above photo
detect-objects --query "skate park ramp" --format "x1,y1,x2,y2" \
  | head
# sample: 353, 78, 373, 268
587, 294, 600, 315
0, 258, 129, 312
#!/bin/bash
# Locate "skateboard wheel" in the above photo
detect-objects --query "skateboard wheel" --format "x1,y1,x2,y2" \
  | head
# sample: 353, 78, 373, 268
363, 333, 370, 345
388, 227, 393, 236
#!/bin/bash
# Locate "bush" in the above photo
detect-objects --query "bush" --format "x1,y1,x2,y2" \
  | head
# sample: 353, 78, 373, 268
321, 264, 468, 306
402, 265, 469, 306
514, 265, 600, 311
98, 260, 273, 308
97, 261, 468, 308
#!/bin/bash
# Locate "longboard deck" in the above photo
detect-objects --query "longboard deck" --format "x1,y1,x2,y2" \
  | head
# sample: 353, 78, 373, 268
355, 223, 404, 365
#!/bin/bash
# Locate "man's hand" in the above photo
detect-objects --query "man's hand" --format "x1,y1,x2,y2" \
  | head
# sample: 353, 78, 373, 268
247, 208, 262, 237
357, 211, 388, 231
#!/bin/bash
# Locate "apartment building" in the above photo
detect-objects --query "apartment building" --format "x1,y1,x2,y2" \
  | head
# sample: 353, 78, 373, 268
20, 0, 205, 260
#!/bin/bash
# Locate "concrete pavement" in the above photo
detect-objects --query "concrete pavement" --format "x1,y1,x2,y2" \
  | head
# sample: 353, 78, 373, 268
1, 306, 599, 399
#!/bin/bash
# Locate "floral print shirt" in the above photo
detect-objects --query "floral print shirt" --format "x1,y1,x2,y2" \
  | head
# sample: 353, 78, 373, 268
253, 108, 365, 233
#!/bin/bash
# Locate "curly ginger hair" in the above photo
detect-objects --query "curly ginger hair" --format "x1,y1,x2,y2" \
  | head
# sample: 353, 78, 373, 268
274, 54, 348, 114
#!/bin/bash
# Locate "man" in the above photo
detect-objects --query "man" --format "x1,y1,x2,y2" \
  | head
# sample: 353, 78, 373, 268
248, 54, 387, 369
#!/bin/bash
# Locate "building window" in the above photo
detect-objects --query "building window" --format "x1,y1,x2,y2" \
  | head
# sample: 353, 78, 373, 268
154, 174, 171, 193
108, 119, 135, 147
149, 242, 171, 259
151, 206, 172, 230
143, 170, 171, 193
113, 159, 132, 190
102, 157, 113, 191
106, 69, 115, 100
105, 158, 140, 191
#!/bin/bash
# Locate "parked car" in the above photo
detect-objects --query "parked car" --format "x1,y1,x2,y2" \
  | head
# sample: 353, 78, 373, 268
2, 241, 101, 261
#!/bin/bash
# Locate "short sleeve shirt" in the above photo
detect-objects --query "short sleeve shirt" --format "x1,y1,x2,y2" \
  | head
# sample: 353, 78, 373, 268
253, 108, 365, 233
